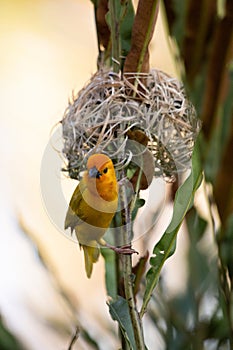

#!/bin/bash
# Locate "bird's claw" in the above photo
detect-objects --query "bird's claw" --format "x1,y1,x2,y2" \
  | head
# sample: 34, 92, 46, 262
105, 243, 138, 255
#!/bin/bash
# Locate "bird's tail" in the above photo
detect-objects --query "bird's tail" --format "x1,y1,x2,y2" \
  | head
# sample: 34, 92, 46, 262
82, 243, 100, 278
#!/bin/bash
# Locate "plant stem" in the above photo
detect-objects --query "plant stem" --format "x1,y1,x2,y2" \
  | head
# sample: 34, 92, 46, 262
68, 326, 80, 350
121, 183, 146, 350
136, 0, 159, 74
124, 0, 159, 77
108, 0, 120, 72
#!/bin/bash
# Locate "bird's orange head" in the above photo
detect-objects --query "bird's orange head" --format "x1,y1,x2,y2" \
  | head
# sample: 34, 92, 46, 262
84, 154, 118, 201
87, 154, 111, 171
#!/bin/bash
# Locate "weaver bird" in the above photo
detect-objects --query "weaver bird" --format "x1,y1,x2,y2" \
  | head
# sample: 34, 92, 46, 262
65, 154, 120, 277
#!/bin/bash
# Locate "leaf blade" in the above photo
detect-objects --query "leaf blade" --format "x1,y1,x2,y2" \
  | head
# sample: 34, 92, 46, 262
108, 296, 137, 350
140, 141, 203, 317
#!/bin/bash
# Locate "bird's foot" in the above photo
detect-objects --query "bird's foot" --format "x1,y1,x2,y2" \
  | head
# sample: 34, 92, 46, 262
105, 243, 138, 255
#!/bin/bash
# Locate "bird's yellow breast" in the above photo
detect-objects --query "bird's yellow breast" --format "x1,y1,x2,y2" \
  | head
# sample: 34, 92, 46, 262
75, 184, 118, 245
65, 154, 118, 246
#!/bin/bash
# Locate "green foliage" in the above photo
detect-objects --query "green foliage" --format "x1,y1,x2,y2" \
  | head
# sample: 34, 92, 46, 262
0, 317, 23, 350
146, 220, 231, 350
118, 0, 135, 59
161, 1, 233, 348
219, 214, 233, 280
140, 141, 203, 317
105, 0, 134, 69
88, 1, 233, 349
205, 65, 233, 183
101, 245, 117, 299
131, 197, 145, 221
108, 296, 137, 350
186, 209, 208, 243
170, 0, 188, 48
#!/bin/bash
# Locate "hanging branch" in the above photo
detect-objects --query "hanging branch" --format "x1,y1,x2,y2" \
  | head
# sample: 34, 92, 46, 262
124, 0, 159, 77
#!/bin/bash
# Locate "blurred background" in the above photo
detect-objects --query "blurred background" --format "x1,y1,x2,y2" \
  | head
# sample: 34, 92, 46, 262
0, 0, 219, 349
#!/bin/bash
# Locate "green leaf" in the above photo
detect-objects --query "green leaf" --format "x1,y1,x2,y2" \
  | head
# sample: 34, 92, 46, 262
105, 0, 134, 69
108, 296, 137, 350
170, 0, 188, 48
127, 165, 138, 180
101, 226, 118, 299
219, 213, 233, 280
140, 140, 203, 317
101, 246, 117, 299
119, 0, 135, 59
131, 197, 145, 221
204, 67, 233, 183
186, 208, 208, 243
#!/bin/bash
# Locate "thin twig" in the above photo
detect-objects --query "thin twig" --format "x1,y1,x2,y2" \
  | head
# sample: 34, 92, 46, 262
67, 326, 80, 350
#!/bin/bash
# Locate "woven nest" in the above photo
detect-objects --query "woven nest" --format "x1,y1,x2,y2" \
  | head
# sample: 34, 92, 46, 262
62, 69, 201, 182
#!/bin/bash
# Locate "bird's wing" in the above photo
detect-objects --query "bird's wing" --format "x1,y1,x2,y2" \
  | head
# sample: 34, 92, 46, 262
64, 182, 87, 232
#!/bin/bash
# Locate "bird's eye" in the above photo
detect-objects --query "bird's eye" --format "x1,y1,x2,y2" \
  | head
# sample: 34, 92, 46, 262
103, 167, 108, 174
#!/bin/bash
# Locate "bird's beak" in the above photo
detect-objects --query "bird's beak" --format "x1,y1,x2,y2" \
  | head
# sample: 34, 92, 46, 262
88, 166, 101, 179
